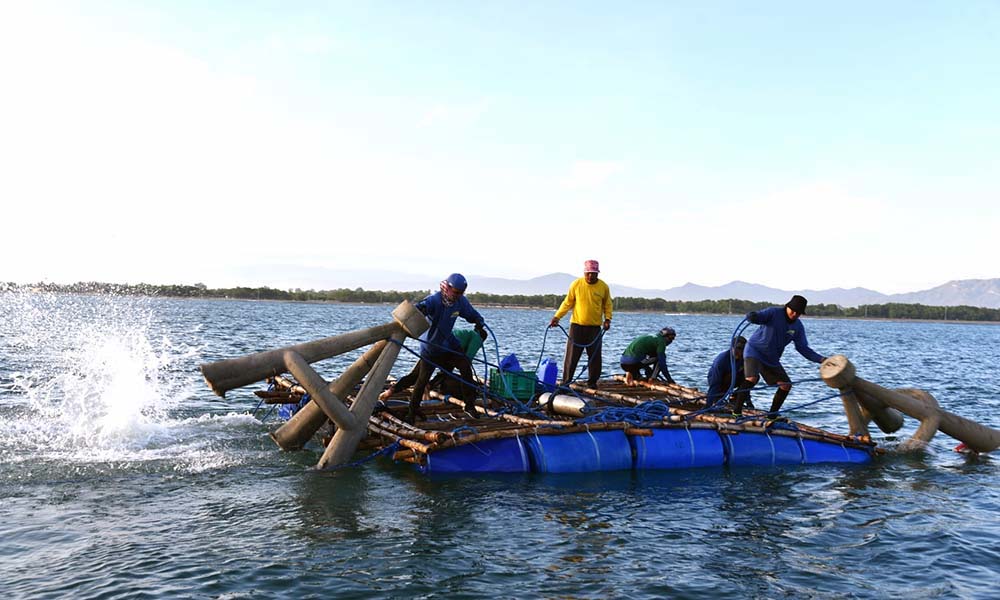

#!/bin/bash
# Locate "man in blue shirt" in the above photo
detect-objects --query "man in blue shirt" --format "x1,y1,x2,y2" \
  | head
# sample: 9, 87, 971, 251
706, 335, 752, 414
407, 273, 486, 423
744, 295, 827, 415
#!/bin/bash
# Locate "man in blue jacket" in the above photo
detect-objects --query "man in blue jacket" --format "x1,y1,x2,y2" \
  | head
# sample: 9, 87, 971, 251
407, 273, 486, 423
744, 295, 827, 415
707, 335, 752, 414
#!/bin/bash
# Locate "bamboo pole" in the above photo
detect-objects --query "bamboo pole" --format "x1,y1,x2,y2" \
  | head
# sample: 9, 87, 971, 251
427, 390, 576, 427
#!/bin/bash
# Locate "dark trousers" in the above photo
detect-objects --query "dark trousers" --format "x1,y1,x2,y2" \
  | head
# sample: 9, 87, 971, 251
410, 353, 476, 413
562, 323, 602, 387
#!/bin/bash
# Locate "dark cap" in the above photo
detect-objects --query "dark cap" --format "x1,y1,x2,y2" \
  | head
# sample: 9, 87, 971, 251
786, 295, 808, 315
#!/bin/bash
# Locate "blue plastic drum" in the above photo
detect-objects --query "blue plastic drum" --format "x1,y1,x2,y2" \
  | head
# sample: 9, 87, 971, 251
526, 430, 633, 473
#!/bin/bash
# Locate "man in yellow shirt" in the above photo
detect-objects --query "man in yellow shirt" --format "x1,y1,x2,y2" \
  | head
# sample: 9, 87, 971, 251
548, 259, 613, 388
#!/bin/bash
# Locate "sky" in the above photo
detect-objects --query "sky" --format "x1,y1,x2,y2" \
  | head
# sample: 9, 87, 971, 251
2, 1, 998, 294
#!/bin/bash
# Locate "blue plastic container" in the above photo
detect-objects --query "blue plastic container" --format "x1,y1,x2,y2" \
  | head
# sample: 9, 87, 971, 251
630, 428, 725, 469
277, 397, 308, 420
539, 358, 558, 392
424, 437, 530, 473
526, 430, 633, 473
723, 432, 805, 467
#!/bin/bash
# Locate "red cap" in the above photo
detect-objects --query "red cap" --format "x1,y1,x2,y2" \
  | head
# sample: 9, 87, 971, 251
584, 260, 600, 273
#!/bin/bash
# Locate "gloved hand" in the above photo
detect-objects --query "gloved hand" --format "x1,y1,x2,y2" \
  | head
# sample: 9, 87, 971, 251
475, 322, 487, 341
548, 317, 559, 328
603, 319, 611, 331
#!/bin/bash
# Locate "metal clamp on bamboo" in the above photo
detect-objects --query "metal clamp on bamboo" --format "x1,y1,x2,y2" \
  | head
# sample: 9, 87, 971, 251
821, 354, 1000, 453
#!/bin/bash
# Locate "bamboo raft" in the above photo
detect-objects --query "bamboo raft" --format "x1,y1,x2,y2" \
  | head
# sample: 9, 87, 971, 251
259, 373, 879, 474
207, 300, 1000, 472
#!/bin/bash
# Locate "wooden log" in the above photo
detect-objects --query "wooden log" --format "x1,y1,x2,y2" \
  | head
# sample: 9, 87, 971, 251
369, 413, 448, 444
854, 389, 905, 434
625, 428, 653, 436
392, 449, 416, 461
318, 330, 408, 469
367, 423, 432, 454
838, 385, 871, 438
823, 354, 1000, 453
201, 300, 428, 397
269, 378, 307, 395
201, 322, 402, 396
608, 375, 703, 399
284, 350, 358, 430
270, 341, 386, 450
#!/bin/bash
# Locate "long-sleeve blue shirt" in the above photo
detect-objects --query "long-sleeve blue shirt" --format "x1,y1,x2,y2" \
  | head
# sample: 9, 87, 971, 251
415, 292, 484, 358
706, 349, 743, 404
745, 306, 824, 367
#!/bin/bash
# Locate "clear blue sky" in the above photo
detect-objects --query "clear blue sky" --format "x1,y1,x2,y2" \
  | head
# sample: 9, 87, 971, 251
3, 2, 997, 293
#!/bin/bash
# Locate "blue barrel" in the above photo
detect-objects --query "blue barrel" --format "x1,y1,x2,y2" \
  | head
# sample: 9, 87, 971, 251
630, 428, 725, 469
425, 437, 530, 473
526, 430, 633, 473
800, 439, 874, 464
723, 432, 805, 467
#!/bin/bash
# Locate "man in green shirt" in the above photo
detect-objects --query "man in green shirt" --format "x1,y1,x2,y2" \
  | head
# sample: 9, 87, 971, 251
620, 327, 676, 385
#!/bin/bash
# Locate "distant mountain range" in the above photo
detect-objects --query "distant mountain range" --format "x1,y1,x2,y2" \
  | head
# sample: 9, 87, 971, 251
471, 274, 1000, 309
230, 265, 1000, 309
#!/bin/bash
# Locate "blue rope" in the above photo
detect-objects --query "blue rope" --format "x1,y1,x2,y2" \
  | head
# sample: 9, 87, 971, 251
544, 323, 607, 386
575, 400, 674, 425
250, 381, 271, 417
388, 337, 549, 418
701, 317, 751, 413
325, 440, 402, 470
450, 425, 480, 437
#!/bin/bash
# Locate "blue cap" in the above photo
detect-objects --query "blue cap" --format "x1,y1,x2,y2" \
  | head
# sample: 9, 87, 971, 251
444, 273, 468, 292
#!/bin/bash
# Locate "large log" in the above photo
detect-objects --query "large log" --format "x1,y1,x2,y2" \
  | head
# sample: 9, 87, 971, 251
200, 300, 428, 396
822, 354, 1000, 453
317, 330, 407, 469
269, 342, 387, 450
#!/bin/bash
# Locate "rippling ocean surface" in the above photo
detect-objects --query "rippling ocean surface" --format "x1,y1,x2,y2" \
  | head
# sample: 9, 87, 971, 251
2, 293, 998, 599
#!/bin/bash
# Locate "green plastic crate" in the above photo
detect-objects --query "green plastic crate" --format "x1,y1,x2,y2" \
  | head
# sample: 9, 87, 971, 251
489, 369, 537, 400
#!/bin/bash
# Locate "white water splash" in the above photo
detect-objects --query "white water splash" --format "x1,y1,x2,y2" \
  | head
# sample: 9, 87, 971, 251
1, 291, 260, 469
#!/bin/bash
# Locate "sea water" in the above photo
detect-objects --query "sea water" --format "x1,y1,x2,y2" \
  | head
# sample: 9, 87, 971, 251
1, 292, 998, 599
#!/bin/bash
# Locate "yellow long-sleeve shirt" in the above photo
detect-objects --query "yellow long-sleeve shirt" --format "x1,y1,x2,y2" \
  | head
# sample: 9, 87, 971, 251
554, 277, 613, 326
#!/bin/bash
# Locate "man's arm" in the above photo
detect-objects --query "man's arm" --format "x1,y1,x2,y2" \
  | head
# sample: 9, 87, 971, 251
793, 328, 825, 363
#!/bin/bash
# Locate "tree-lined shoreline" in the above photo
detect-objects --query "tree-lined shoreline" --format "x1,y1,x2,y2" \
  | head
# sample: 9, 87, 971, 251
6, 281, 999, 323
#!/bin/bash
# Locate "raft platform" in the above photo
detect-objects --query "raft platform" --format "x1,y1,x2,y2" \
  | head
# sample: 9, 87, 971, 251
264, 374, 878, 474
